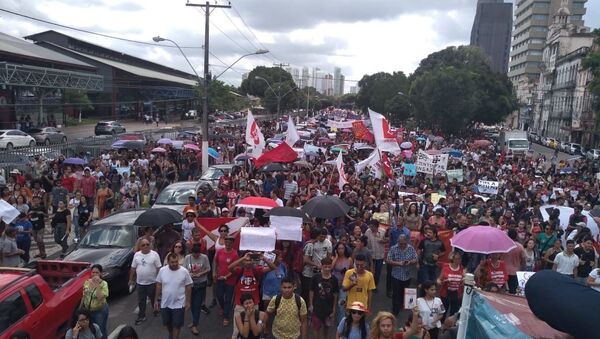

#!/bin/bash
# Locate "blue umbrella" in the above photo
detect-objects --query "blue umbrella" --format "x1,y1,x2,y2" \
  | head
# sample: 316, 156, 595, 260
111, 140, 126, 149
207, 147, 220, 159
560, 167, 575, 174
63, 157, 87, 165
416, 136, 426, 142
449, 150, 464, 158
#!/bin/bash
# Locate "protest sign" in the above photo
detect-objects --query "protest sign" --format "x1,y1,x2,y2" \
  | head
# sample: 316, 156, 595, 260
403, 163, 417, 176
517, 271, 535, 296
446, 169, 464, 182
416, 150, 448, 175
404, 288, 417, 309
478, 180, 499, 194
270, 215, 302, 241
240, 226, 276, 252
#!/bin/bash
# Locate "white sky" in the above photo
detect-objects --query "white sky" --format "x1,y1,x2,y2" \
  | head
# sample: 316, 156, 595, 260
1, 0, 599, 87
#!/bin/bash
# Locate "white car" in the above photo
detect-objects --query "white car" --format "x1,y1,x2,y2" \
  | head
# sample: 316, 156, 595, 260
0, 129, 36, 150
586, 149, 600, 161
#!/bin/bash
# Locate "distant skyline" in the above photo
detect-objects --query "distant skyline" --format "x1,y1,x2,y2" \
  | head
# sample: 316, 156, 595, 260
0, 0, 598, 87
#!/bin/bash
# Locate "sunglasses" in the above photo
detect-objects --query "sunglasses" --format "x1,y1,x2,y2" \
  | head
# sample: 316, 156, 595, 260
350, 310, 364, 315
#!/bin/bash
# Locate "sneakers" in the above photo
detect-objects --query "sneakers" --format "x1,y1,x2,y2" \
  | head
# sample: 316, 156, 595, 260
135, 316, 146, 325
201, 305, 210, 314
209, 299, 217, 308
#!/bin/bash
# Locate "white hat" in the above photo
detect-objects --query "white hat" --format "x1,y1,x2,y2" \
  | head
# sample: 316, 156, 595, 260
10, 169, 20, 174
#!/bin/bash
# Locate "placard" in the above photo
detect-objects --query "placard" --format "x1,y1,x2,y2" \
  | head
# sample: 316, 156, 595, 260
240, 227, 276, 252
270, 215, 302, 241
404, 288, 417, 309
403, 163, 417, 176
516, 271, 535, 295
446, 169, 464, 182
416, 150, 448, 175
478, 180, 499, 194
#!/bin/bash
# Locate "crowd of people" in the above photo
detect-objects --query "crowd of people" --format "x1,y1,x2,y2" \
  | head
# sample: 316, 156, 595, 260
1, 108, 600, 339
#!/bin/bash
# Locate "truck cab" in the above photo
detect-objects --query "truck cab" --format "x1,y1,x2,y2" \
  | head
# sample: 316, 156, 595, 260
498, 130, 529, 155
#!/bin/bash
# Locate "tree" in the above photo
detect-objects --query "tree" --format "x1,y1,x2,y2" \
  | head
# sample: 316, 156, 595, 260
62, 90, 93, 110
582, 29, 600, 113
240, 66, 298, 114
208, 80, 247, 112
384, 93, 412, 125
356, 72, 409, 115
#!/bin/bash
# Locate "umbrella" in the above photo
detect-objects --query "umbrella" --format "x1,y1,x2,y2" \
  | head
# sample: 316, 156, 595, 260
270, 206, 306, 218
440, 147, 454, 153
183, 143, 200, 151
151, 147, 167, 153
260, 163, 287, 172
400, 141, 413, 149
237, 197, 279, 210
134, 208, 182, 227
302, 196, 350, 218
416, 136, 426, 142
235, 153, 253, 161
157, 138, 173, 145
449, 150, 464, 158
450, 225, 516, 254
472, 139, 492, 148
401, 150, 413, 158
63, 157, 86, 165
293, 160, 313, 169
539, 206, 599, 240
559, 167, 575, 174
208, 147, 220, 159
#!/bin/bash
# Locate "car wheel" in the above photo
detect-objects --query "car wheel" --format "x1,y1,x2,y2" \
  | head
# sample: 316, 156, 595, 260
29, 140, 36, 147
122, 128, 126, 133
44, 138, 50, 145
62, 137, 67, 143
6, 143, 13, 150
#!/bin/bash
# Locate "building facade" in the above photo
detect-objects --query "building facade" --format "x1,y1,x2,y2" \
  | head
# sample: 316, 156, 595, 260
470, 0, 513, 73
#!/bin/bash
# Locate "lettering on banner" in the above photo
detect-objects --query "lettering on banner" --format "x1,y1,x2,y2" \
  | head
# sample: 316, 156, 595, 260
446, 169, 464, 182
478, 180, 499, 194
416, 151, 448, 175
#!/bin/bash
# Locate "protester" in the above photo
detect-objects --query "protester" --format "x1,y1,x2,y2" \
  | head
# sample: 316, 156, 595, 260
234, 292, 266, 339
129, 238, 162, 325
336, 301, 369, 339
370, 311, 395, 339
81, 264, 109, 339
436, 252, 463, 317
417, 280, 445, 339
267, 276, 308, 339
386, 235, 417, 315
214, 235, 238, 326
552, 240, 580, 277
65, 309, 102, 339
183, 243, 210, 335
309, 257, 339, 339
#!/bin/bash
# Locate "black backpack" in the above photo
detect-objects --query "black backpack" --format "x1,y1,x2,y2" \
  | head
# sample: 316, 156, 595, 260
272, 293, 301, 317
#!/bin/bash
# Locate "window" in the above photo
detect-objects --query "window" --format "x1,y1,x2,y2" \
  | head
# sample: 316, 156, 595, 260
25, 284, 43, 309
571, 15, 583, 21
573, 2, 585, 8
0, 292, 28, 333
533, 2, 550, 8
532, 14, 549, 21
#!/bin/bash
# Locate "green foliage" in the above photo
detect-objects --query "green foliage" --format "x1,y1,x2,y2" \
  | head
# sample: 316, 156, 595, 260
582, 29, 600, 114
207, 80, 247, 112
240, 66, 298, 113
62, 90, 93, 110
356, 72, 410, 116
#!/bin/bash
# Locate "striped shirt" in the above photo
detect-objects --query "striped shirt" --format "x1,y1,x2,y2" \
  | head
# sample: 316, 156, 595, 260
387, 244, 417, 281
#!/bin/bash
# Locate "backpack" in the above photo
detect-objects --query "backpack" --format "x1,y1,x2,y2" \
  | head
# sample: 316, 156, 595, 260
272, 293, 301, 318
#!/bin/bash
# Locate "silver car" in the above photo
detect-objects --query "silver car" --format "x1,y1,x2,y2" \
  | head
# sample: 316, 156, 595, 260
152, 181, 213, 214
29, 127, 67, 145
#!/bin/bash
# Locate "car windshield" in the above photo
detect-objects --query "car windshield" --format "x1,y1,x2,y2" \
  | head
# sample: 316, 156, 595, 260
155, 186, 197, 204
200, 167, 224, 180
509, 140, 529, 148
79, 226, 133, 248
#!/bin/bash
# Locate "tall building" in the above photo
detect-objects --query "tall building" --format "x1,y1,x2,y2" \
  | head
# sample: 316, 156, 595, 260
470, 0, 513, 73
301, 66, 310, 89
322, 73, 334, 96
333, 67, 343, 96
311, 67, 320, 89
339, 75, 345, 96
349, 86, 358, 94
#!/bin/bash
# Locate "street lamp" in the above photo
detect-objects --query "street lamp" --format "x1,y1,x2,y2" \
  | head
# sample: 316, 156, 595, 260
214, 49, 269, 80
152, 36, 201, 81
255, 76, 296, 118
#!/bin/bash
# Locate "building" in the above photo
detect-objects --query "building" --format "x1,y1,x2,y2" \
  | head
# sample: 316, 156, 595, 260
311, 67, 320, 89
333, 67, 345, 96
532, 1, 593, 144
470, 0, 513, 73
284, 67, 301, 87
322, 73, 334, 96
339, 75, 345, 96
349, 86, 358, 94
301, 66, 310, 89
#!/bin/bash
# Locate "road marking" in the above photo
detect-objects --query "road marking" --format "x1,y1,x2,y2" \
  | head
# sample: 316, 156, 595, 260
108, 324, 126, 339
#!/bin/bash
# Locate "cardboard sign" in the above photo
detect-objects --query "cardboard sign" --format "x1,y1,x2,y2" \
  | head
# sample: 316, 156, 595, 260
270, 215, 303, 242
403, 163, 417, 176
446, 169, 464, 182
516, 271, 535, 295
239, 226, 276, 252
404, 288, 417, 309
478, 180, 499, 194
416, 150, 448, 175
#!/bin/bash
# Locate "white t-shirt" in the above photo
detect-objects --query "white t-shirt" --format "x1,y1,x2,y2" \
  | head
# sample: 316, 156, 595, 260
554, 252, 580, 275
588, 268, 600, 293
156, 266, 193, 309
182, 220, 195, 242
131, 250, 162, 285
417, 297, 444, 329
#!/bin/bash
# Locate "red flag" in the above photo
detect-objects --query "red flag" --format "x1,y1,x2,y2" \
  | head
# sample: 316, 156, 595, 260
352, 120, 375, 143
381, 152, 394, 178
253, 142, 298, 168
196, 217, 248, 250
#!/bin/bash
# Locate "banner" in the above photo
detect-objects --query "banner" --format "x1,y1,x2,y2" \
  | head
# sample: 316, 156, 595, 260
196, 217, 249, 250
478, 180, 499, 194
285, 115, 300, 147
335, 151, 348, 190
381, 152, 394, 178
253, 142, 298, 168
402, 163, 416, 176
245, 110, 265, 154
326, 120, 356, 129
416, 150, 448, 175
355, 150, 382, 178
446, 169, 464, 182
352, 120, 374, 143
240, 226, 276, 252
368, 108, 401, 155
270, 215, 302, 241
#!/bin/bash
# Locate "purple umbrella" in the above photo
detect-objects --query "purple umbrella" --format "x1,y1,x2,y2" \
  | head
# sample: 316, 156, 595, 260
63, 157, 87, 165
157, 138, 173, 145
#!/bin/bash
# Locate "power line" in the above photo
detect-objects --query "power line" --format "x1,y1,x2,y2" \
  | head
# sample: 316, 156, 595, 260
230, 4, 282, 63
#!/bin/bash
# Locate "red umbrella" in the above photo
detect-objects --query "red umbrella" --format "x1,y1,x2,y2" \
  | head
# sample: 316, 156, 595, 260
183, 144, 200, 151
236, 197, 279, 210
472, 139, 492, 148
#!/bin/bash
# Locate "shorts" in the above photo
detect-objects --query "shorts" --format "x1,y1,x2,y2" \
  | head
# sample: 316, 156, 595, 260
311, 314, 332, 330
161, 307, 184, 328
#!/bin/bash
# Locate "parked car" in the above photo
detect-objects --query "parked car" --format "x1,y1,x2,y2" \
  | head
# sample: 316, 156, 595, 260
64, 209, 146, 292
565, 143, 583, 155
0, 260, 90, 339
182, 110, 197, 120
198, 164, 242, 189
546, 138, 558, 149
118, 132, 147, 143
94, 121, 126, 136
152, 181, 214, 214
28, 127, 67, 145
0, 129, 36, 150
587, 149, 600, 161
528, 132, 539, 143
559, 141, 570, 153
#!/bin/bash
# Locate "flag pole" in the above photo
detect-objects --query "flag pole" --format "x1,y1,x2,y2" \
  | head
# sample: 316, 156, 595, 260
456, 273, 476, 339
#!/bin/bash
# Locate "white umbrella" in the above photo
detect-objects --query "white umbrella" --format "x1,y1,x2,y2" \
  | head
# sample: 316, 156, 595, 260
539, 206, 599, 241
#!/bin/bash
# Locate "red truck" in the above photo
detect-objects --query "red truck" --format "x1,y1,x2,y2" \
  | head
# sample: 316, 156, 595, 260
0, 260, 91, 339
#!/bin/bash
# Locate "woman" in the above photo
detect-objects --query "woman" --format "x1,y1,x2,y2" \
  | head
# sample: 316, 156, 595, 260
524, 239, 539, 271
405, 203, 422, 232
427, 209, 446, 230
399, 308, 431, 339
348, 226, 364, 251
436, 252, 463, 318
543, 239, 563, 270
68, 191, 82, 242
234, 293, 266, 339
163, 240, 186, 266
15, 213, 32, 263
333, 241, 353, 324
184, 243, 210, 335
51, 200, 71, 257
416, 281, 444, 339
370, 311, 395, 339
78, 196, 93, 240
13, 194, 29, 215
95, 181, 114, 219
336, 301, 369, 339
474, 254, 508, 292
372, 204, 390, 225
537, 224, 558, 256
80, 264, 109, 339
65, 309, 102, 339
115, 326, 138, 339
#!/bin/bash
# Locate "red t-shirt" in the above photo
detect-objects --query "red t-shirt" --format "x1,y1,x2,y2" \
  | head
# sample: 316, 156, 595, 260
215, 248, 239, 285
79, 176, 97, 197
232, 266, 265, 306
487, 260, 508, 288
62, 175, 76, 193
439, 263, 464, 298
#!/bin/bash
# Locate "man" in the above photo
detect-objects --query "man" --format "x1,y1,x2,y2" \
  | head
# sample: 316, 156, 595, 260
282, 174, 298, 205
301, 228, 332, 302
181, 210, 197, 242
364, 219, 387, 291
154, 253, 193, 339
77, 167, 97, 202
197, 200, 215, 217
155, 223, 181, 262
50, 179, 68, 214
309, 257, 338, 339
129, 238, 162, 325
501, 228, 526, 294
342, 254, 376, 312
574, 237, 597, 285
352, 235, 373, 272
267, 277, 308, 339
386, 234, 417, 315
213, 236, 238, 326
0, 227, 24, 267
271, 189, 284, 207
29, 196, 47, 259
553, 240, 580, 278
417, 227, 446, 285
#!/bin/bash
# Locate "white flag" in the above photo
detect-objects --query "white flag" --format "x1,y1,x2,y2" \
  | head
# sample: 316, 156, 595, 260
245, 110, 265, 155
285, 115, 300, 147
335, 151, 348, 190
425, 138, 431, 150
355, 150, 382, 178
368, 108, 401, 155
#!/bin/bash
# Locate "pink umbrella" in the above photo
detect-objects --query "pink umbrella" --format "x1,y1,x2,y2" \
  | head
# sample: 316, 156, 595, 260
472, 139, 492, 148
183, 143, 200, 151
401, 150, 413, 158
151, 147, 167, 153
236, 196, 279, 210
450, 226, 516, 254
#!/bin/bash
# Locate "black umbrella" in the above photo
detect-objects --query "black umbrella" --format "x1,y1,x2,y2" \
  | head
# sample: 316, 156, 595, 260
134, 208, 182, 227
260, 163, 287, 172
269, 206, 311, 222
302, 196, 350, 219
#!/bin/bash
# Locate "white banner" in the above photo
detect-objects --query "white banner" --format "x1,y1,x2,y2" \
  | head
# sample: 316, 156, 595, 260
355, 150, 382, 178
245, 110, 265, 150
416, 150, 448, 175
368, 108, 401, 155
270, 215, 302, 241
335, 151, 348, 190
326, 120, 357, 129
478, 180, 499, 194
240, 226, 276, 252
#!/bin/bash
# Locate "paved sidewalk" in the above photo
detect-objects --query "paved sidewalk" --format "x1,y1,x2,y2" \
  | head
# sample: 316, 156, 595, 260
62, 119, 198, 139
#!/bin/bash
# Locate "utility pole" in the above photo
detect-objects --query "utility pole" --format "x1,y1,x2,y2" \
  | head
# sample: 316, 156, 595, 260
186, 0, 231, 173
273, 63, 289, 119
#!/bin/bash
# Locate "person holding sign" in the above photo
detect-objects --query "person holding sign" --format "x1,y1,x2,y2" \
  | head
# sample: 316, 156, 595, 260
386, 235, 417, 316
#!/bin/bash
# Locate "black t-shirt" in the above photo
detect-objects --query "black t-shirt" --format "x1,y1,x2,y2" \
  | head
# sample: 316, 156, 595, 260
29, 206, 46, 231
214, 195, 228, 209
310, 274, 339, 319
574, 247, 596, 278
197, 209, 215, 217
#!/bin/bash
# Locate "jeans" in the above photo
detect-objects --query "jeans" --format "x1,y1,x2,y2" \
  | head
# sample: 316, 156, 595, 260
391, 278, 411, 316
373, 259, 383, 288
190, 285, 206, 326
16, 237, 31, 263
508, 275, 518, 294
300, 274, 312, 303
91, 303, 109, 339
215, 280, 234, 319
418, 264, 439, 285
53, 223, 69, 254
137, 283, 156, 318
